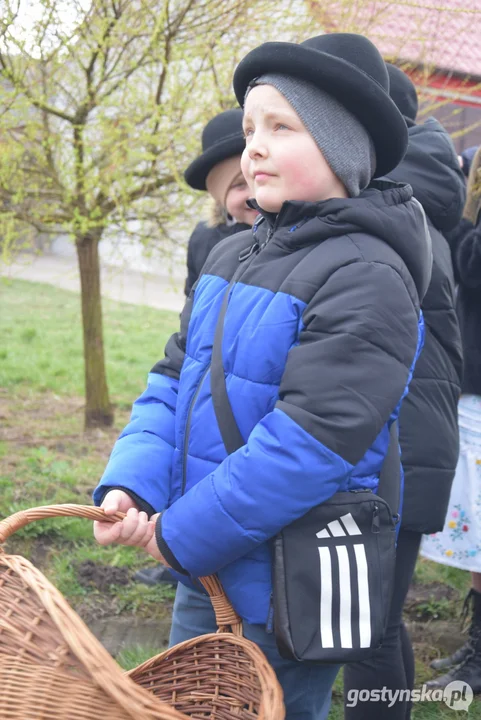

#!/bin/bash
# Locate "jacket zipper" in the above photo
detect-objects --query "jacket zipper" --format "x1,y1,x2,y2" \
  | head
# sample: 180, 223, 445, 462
238, 240, 259, 261
181, 363, 210, 495
263, 227, 274, 247
181, 226, 273, 497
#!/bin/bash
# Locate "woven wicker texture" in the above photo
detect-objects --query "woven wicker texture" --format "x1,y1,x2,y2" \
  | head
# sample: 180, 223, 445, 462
0, 504, 284, 720
128, 633, 284, 719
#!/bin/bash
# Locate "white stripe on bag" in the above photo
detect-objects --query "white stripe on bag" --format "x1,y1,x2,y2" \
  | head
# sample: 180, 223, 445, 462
354, 543, 371, 648
318, 547, 334, 648
327, 520, 346, 536
336, 545, 353, 648
340, 512, 362, 536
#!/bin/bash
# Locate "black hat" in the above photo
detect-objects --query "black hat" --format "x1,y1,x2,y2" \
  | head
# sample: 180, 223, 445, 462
184, 109, 245, 190
386, 63, 419, 122
233, 33, 408, 178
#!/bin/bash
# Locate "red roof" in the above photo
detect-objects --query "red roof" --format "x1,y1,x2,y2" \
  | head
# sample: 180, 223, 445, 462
314, 1, 481, 78
368, 0, 481, 77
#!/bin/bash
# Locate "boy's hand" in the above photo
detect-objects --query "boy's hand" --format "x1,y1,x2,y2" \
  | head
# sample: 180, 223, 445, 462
93, 489, 138, 545
103, 489, 139, 515
93, 489, 168, 564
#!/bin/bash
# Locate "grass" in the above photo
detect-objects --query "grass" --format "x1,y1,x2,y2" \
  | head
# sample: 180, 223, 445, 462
1, 277, 481, 716
414, 555, 472, 594
0, 277, 179, 621
117, 644, 166, 671
0, 277, 178, 404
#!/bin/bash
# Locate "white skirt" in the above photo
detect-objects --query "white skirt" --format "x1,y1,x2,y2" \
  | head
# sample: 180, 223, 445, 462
420, 395, 481, 572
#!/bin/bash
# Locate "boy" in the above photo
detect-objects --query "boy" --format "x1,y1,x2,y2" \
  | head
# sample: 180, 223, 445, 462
93, 33, 431, 719
344, 61, 463, 720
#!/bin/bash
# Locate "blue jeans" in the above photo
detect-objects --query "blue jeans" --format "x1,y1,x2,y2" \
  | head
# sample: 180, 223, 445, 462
169, 582, 340, 720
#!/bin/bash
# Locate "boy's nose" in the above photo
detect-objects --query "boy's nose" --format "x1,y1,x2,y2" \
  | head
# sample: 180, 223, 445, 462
248, 135, 267, 159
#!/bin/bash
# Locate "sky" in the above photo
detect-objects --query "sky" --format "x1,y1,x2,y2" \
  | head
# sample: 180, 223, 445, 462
2, 0, 91, 55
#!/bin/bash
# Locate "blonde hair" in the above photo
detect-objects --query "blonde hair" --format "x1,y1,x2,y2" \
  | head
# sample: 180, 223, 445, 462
204, 196, 228, 228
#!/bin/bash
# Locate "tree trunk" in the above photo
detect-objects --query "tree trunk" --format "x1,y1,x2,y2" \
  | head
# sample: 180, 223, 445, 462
76, 232, 114, 429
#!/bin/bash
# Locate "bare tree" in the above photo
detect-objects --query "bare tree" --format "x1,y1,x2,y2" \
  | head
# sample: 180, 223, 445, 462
0, 0, 311, 428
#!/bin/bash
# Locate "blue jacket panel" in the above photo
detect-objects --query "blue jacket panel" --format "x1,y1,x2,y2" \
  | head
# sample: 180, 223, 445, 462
93, 372, 178, 512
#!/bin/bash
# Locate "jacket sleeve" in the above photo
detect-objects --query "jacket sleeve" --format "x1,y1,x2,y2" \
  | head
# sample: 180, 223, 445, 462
158, 260, 421, 577
93, 294, 193, 512
184, 227, 198, 297
184, 222, 211, 297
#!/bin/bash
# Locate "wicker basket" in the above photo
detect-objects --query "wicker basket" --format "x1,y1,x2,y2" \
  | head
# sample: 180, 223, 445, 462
0, 504, 284, 719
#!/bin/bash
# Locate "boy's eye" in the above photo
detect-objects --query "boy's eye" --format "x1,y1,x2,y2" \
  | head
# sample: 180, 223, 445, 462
275, 123, 289, 131
243, 127, 254, 138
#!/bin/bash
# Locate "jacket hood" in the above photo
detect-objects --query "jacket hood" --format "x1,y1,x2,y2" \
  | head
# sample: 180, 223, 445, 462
251, 180, 432, 301
386, 117, 466, 233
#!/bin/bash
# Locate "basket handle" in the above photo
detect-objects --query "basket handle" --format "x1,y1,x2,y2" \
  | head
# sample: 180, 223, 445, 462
0, 504, 243, 635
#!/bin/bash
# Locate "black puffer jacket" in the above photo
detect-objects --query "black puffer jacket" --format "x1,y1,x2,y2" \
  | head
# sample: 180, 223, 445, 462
446, 217, 481, 396
96, 181, 431, 623
388, 118, 464, 533
184, 220, 250, 296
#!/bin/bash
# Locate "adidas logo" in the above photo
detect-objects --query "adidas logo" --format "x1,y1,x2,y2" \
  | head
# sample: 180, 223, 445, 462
316, 512, 362, 538
316, 513, 371, 650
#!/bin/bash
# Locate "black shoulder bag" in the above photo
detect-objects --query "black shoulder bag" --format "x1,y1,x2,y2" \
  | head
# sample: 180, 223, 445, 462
211, 269, 400, 664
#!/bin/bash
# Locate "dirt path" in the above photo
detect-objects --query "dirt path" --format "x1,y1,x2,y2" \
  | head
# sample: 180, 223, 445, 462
1, 253, 185, 312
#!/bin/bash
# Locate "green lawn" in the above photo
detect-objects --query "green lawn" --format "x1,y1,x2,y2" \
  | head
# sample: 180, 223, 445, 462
0, 278, 179, 625
0, 277, 178, 405
1, 277, 481, 716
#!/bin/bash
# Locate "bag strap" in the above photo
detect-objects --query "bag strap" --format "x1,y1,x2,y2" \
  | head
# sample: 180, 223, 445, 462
211, 269, 401, 516
377, 421, 401, 517
211, 253, 257, 454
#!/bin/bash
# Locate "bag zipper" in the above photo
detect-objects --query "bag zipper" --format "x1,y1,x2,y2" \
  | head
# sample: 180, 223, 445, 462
372, 503, 381, 533
266, 592, 275, 633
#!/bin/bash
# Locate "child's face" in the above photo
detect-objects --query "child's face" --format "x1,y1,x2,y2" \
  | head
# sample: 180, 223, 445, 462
225, 172, 258, 226
241, 84, 348, 213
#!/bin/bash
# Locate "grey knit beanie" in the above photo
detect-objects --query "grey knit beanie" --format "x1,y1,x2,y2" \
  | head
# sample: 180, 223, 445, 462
249, 73, 376, 197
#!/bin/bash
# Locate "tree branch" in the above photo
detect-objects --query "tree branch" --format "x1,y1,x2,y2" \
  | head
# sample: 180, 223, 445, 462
0, 52, 76, 123
99, 174, 176, 215
73, 125, 87, 214
83, 12, 119, 110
